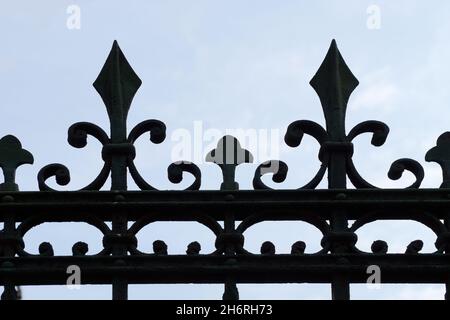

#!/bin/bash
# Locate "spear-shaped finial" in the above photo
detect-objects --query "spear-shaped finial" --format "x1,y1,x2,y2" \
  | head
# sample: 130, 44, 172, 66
93, 40, 142, 143
310, 40, 359, 140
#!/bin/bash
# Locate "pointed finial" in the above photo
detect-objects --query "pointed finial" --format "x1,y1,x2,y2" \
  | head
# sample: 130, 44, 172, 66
310, 40, 359, 139
93, 41, 142, 142
206, 135, 253, 190
0, 135, 33, 191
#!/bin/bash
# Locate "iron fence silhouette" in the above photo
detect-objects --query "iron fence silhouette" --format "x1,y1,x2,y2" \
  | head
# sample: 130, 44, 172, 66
1, 40, 450, 300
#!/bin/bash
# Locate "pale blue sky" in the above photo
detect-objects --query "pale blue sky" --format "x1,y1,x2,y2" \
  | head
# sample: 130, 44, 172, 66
1, 0, 450, 299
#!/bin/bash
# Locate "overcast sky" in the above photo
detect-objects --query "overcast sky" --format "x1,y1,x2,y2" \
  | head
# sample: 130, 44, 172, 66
1, 0, 450, 299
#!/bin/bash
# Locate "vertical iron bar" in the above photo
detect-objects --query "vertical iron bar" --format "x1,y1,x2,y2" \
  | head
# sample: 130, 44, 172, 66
94, 41, 142, 300
108, 52, 129, 300
222, 212, 239, 300
445, 219, 450, 300
108, 76, 129, 301
1, 213, 18, 300
206, 136, 253, 300
111, 213, 128, 300
221, 161, 239, 300
310, 40, 359, 300
328, 152, 350, 300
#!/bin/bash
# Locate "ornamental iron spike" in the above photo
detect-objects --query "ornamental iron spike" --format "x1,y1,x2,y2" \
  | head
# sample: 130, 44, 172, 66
93, 40, 142, 142
310, 39, 359, 140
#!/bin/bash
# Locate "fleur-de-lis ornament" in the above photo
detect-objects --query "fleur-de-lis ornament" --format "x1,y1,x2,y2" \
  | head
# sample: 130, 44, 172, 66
206, 135, 253, 190
0, 135, 33, 191
426, 132, 450, 188
38, 41, 200, 191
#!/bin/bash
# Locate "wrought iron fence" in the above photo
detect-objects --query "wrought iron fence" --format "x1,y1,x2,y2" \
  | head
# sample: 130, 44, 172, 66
1, 39, 450, 300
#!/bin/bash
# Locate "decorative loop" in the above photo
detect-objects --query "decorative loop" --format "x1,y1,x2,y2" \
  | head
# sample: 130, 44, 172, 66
253, 160, 288, 190
347, 157, 424, 189
347, 121, 389, 146
284, 120, 327, 147
127, 120, 166, 144
37, 164, 70, 190
167, 161, 201, 190
68, 122, 110, 147
387, 159, 424, 189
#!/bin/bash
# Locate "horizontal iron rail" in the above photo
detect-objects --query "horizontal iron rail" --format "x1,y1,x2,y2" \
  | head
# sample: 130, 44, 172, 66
0, 189, 450, 221
1, 254, 450, 285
